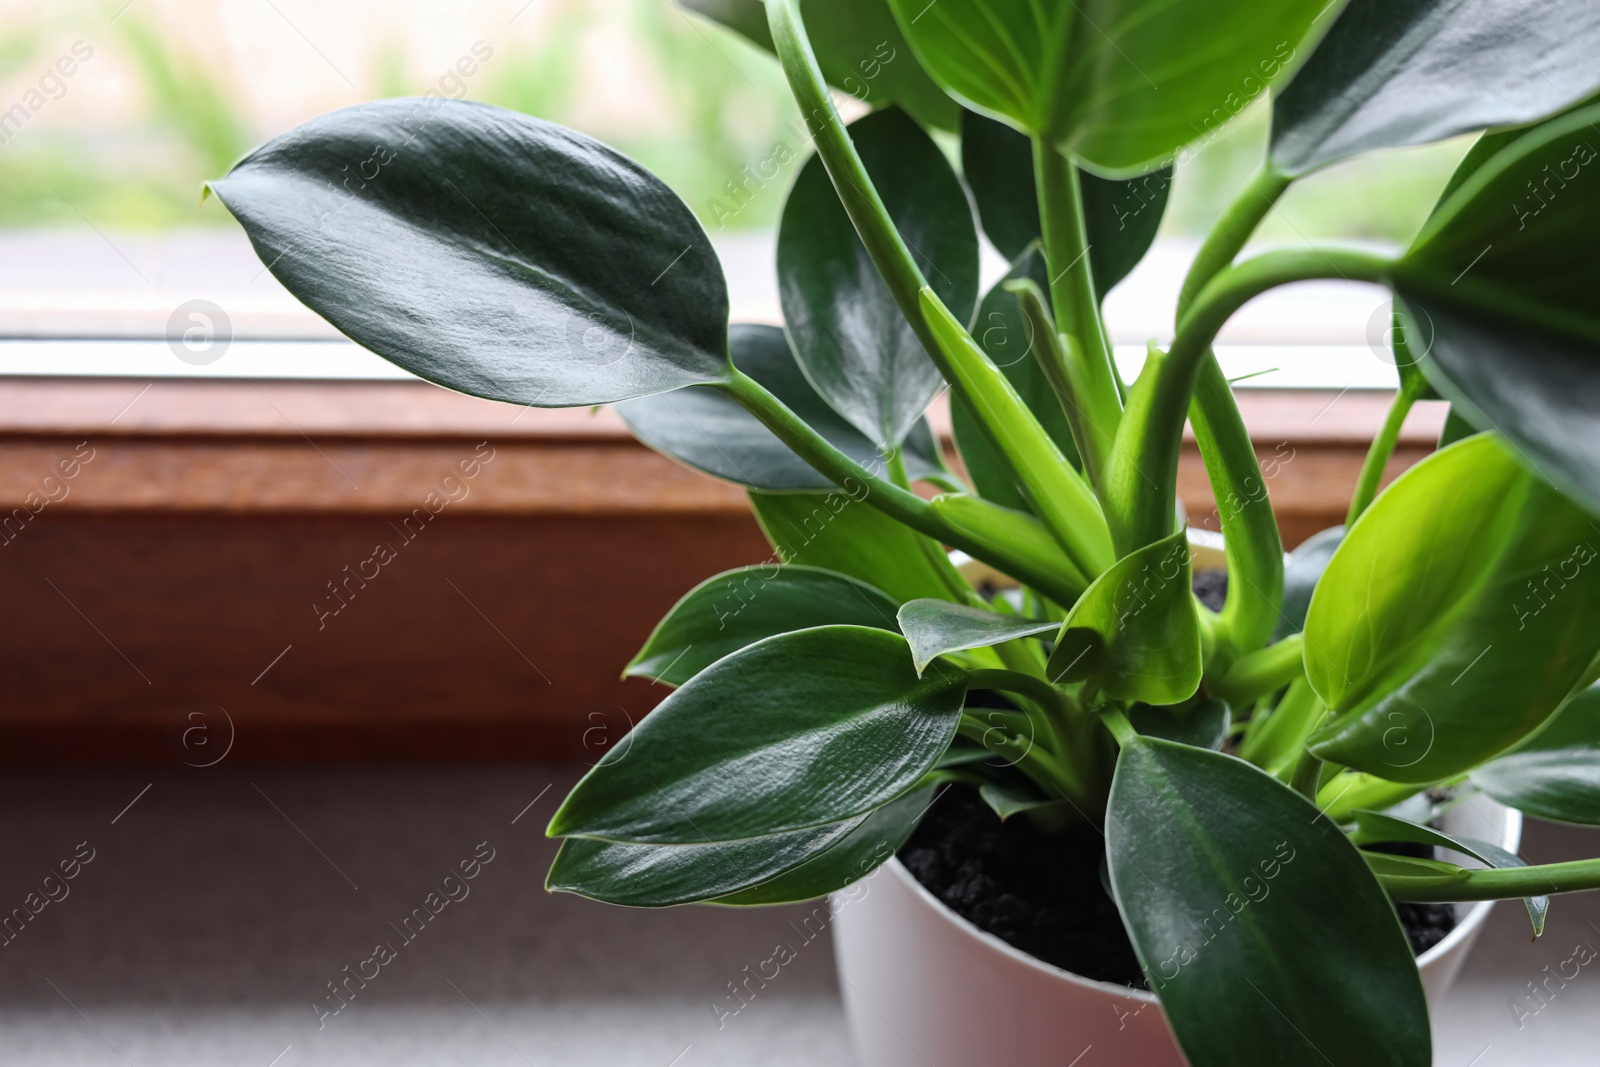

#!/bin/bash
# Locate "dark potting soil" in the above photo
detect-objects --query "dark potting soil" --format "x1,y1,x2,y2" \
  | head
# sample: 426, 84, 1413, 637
1191, 568, 1229, 613
900, 788, 1458, 990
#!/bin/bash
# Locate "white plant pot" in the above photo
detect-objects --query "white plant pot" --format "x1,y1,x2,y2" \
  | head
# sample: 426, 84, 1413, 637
833, 797, 1521, 1067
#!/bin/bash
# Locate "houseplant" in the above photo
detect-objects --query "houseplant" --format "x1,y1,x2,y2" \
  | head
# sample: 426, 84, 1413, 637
208, 0, 1600, 1063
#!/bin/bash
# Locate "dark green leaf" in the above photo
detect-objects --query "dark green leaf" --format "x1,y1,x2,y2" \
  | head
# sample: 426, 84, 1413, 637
626, 564, 900, 686
1393, 103, 1600, 512
1474, 685, 1600, 826
713, 784, 938, 905
1437, 406, 1478, 448
1272, 0, 1600, 176
959, 110, 1169, 294
616, 324, 943, 491
1128, 698, 1231, 751
678, 0, 958, 131
896, 599, 1056, 675
548, 626, 966, 843
749, 489, 957, 604
1047, 529, 1201, 705
978, 782, 1061, 822
1107, 738, 1430, 1067
889, 0, 1325, 175
209, 99, 729, 406
548, 816, 863, 907
1305, 434, 1600, 782
1351, 808, 1547, 936
1274, 525, 1344, 641
778, 106, 977, 448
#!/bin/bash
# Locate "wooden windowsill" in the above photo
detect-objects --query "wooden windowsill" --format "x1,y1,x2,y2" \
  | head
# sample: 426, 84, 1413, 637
0, 377, 1443, 764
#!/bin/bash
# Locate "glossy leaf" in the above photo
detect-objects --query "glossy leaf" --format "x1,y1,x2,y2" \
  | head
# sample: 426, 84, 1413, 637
679, 0, 958, 131
1474, 685, 1600, 826
617, 324, 944, 491
1047, 529, 1201, 705
626, 565, 899, 686
713, 784, 938, 905
549, 816, 863, 907
959, 110, 1170, 294
1107, 738, 1430, 1067
1274, 525, 1344, 641
978, 782, 1061, 822
1351, 808, 1548, 936
1305, 434, 1600, 782
749, 489, 956, 605
1272, 0, 1600, 176
950, 248, 1078, 513
549, 626, 966, 843
209, 99, 729, 406
888, 0, 1325, 175
1393, 103, 1600, 513
1128, 698, 1231, 751
896, 599, 1056, 675
778, 106, 978, 448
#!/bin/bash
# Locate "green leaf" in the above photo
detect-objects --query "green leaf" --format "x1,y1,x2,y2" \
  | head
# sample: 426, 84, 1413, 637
778, 106, 978, 448
977, 782, 1061, 822
548, 816, 864, 907
1361, 850, 1470, 891
1392, 103, 1600, 513
1351, 808, 1548, 936
617, 324, 944, 492
1474, 685, 1600, 826
749, 489, 957, 604
896, 599, 1056, 675
626, 565, 900, 686
958, 110, 1169, 294
888, 0, 1325, 175
209, 99, 729, 406
1273, 525, 1344, 641
713, 784, 938, 905
1128, 698, 1231, 751
549, 626, 966, 843
1046, 529, 1201, 705
1107, 738, 1430, 1067
1271, 0, 1600, 176
1305, 434, 1600, 782
678, 0, 958, 131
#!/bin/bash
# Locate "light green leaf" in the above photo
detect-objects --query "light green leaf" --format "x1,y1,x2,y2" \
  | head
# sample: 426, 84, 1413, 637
1046, 529, 1201, 705
779, 106, 978, 448
209, 99, 729, 406
1107, 738, 1430, 1067
548, 626, 966, 843
1305, 434, 1600, 782
626, 565, 900, 686
896, 599, 1056, 675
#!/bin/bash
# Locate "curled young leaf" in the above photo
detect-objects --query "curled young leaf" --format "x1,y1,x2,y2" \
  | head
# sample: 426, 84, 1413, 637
210, 99, 730, 406
1046, 529, 1201, 706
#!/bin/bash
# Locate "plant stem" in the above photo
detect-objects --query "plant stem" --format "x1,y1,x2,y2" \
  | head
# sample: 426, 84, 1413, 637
722, 370, 1084, 605
1099, 706, 1140, 747
967, 669, 1069, 717
1177, 164, 1292, 665
1239, 673, 1317, 767
1103, 247, 1395, 554
1383, 858, 1600, 902
1215, 634, 1304, 706
1286, 711, 1329, 799
1315, 772, 1436, 823
1346, 371, 1427, 526
1033, 138, 1121, 483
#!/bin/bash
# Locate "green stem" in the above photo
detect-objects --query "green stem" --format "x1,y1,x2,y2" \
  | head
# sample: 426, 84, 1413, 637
1099, 706, 1139, 747
1286, 710, 1329, 799
722, 370, 1083, 605
1346, 371, 1426, 526
1103, 247, 1395, 554
1315, 772, 1437, 823
967, 669, 1069, 717
1177, 163, 1292, 313
1214, 634, 1304, 706
1383, 858, 1600, 902
1238, 673, 1317, 767
1034, 138, 1121, 484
